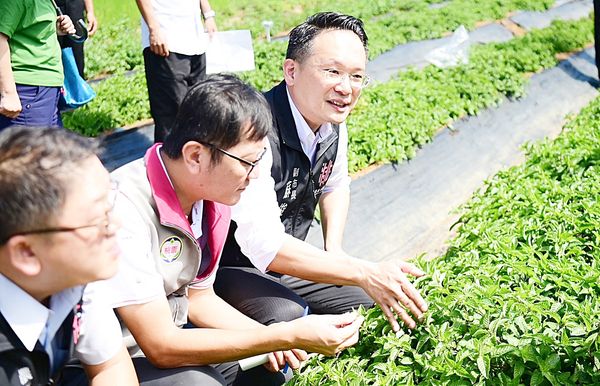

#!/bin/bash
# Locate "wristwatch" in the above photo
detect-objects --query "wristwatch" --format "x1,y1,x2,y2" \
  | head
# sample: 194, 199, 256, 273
203, 10, 216, 19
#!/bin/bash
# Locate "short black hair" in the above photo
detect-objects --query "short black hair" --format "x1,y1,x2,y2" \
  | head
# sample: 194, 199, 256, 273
162, 73, 272, 163
0, 127, 99, 244
286, 12, 368, 63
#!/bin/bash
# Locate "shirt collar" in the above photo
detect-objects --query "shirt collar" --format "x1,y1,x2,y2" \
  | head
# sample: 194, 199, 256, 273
286, 87, 333, 157
145, 144, 203, 239
0, 274, 82, 351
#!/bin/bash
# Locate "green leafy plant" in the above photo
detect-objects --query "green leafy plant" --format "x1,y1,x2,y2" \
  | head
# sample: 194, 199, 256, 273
345, 16, 593, 172
62, 70, 149, 137
85, 1, 554, 79
290, 82, 600, 386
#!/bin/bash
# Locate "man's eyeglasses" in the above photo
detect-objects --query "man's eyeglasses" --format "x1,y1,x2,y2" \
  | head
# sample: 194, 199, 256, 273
319, 68, 370, 89
203, 143, 267, 177
0, 182, 119, 244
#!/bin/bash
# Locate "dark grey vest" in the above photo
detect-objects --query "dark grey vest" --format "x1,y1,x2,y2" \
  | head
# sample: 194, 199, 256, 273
221, 81, 340, 266
265, 81, 340, 240
0, 303, 79, 386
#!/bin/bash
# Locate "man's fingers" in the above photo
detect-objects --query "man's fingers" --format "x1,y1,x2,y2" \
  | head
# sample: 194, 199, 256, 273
274, 351, 285, 367
265, 353, 279, 372
283, 350, 301, 370
332, 315, 364, 353
340, 321, 362, 351
395, 292, 422, 323
291, 348, 308, 362
88, 19, 98, 35
336, 314, 364, 339
400, 262, 426, 277
379, 303, 401, 332
399, 279, 428, 313
331, 311, 359, 327
389, 300, 416, 329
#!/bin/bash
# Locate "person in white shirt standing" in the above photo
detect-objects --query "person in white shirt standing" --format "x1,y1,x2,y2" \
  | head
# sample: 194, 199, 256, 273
135, 0, 217, 143
216, 12, 429, 331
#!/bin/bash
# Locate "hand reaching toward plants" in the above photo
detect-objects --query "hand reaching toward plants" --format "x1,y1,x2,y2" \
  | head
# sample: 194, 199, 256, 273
288, 312, 364, 356
361, 260, 427, 332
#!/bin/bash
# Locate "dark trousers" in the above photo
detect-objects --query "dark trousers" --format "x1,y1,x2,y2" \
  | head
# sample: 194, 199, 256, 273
55, 355, 289, 386
143, 48, 206, 143
214, 266, 375, 325
56, 0, 85, 78
0, 85, 62, 131
133, 357, 288, 386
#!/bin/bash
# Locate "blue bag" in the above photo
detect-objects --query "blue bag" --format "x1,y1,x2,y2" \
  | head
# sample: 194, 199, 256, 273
59, 47, 96, 111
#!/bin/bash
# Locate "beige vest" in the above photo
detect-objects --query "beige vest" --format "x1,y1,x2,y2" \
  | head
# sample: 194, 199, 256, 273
111, 145, 231, 356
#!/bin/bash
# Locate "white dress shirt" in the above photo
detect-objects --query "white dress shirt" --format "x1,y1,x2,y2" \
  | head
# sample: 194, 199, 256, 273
0, 274, 122, 366
286, 87, 351, 194
230, 88, 352, 271
141, 0, 208, 56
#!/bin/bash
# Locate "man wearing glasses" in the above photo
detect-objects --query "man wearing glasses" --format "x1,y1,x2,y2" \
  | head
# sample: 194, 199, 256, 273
97, 74, 364, 385
0, 127, 137, 385
216, 12, 428, 332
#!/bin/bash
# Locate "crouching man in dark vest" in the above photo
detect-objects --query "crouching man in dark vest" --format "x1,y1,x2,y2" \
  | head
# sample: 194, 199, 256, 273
214, 12, 429, 333
0, 127, 137, 385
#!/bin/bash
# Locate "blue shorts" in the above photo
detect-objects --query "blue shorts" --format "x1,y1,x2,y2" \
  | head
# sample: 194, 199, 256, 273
0, 85, 62, 131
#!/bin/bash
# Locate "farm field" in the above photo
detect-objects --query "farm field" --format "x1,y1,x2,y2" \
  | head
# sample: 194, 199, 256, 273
86, 2, 600, 384
291, 87, 600, 386
67, 14, 594, 173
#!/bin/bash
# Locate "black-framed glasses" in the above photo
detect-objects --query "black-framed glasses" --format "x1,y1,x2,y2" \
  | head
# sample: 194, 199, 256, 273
0, 182, 119, 244
318, 67, 371, 89
203, 143, 267, 177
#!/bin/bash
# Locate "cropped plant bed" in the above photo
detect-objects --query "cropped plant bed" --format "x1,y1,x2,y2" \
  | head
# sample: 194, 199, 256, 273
65, 16, 592, 175
345, 16, 593, 172
85, 0, 554, 80
291, 79, 600, 386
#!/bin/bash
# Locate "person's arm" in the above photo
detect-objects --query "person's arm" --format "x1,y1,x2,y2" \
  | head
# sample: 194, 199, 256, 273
268, 235, 428, 332
0, 33, 20, 119
187, 286, 306, 371
199, 0, 217, 39
233, 138, 427, 332
135, 0, 169, 56
84, 346, 138, 385
83, 0, 98, 35
75, 282, 138, 385
319, 187, 349, 253
319, 122, 351, 253
116, 293, 363, 368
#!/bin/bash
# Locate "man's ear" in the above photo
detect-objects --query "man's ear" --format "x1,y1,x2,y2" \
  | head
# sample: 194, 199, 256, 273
283, 59, 296, 86
181, 141, 209, 172
4, 236, 42, 277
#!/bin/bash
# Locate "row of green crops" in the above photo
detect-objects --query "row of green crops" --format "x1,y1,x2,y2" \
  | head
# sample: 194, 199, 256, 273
291, 71, 600, 386
85, 0, 554, 79
346, 15, 593, 172
64, 16, 594, 172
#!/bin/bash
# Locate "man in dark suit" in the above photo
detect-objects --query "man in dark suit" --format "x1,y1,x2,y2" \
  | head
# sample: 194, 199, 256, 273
215, 13, 428, 334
